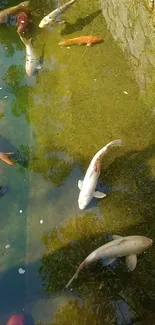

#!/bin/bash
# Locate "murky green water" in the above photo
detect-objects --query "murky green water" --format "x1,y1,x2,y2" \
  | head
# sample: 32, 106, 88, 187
0, 0, 155, 324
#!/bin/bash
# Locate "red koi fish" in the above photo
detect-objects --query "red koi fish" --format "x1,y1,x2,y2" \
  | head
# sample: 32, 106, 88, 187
17, 11, 30, 34
7, 314, 25, 325
58, 35, 103, 46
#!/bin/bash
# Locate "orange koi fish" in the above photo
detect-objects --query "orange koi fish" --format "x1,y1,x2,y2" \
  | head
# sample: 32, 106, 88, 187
0, 152, 15, 166
58, 35, 103, 46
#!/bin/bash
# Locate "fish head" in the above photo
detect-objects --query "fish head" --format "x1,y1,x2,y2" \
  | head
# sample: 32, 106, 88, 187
39, 17, 55, 28
39, 18, 48, 28
78, 192, 92, 210
134, 235, 153, 253
145, 237, 153, 248
7, 314, 24, 325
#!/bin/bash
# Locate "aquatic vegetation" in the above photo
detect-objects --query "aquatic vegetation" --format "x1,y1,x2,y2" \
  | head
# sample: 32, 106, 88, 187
0, 112, 4, 119
36, 299, 115, 325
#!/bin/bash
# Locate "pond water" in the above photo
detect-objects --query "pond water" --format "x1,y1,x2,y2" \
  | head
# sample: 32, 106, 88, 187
0, 0, 155, 324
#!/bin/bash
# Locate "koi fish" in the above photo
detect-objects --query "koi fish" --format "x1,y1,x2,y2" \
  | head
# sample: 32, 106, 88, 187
78, 139, 122, 210
59, 35, 103, 46
66, 235, 153, 288
7, 314, 25, 325
0, 152, 15, 166
17, 11, 30, 34
39, 0, 75, 28
0, 1, 32, 24
19, 35, 44, 76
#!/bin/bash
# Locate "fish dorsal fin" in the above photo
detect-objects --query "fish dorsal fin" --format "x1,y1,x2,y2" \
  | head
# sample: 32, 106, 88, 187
125, 254, 137, 271
112, 235, 123, 240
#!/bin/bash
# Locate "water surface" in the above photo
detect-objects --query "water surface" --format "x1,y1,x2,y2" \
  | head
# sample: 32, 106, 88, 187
0, 0, 155, 324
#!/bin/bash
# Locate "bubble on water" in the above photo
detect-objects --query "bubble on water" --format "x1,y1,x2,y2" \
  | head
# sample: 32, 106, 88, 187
18, 268, 25, 274
40, 220, 43, 224
19, 210, 22, 213
5, 244, 10, 249
4, 96, 7, 99
123, 90, 128, 95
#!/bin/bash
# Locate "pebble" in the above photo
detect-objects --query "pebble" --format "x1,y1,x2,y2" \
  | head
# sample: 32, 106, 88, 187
40, 220, 43, 224
18, 268, 25, 274
5, 244, 10, 249
19, 210, 22, 213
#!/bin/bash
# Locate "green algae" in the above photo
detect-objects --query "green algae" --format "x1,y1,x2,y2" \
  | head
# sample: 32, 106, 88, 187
0, 0, 155, 323
36, 299, 115, 325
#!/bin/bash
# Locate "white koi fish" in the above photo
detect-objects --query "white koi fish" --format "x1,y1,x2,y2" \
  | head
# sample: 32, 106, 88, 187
39, 0, 75, 28
19, 35, 44, 76
78, 139, 122, 210
66, 235, 153, 288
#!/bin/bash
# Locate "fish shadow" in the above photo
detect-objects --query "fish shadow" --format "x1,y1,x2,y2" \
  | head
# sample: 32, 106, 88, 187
61, 9, 102, 36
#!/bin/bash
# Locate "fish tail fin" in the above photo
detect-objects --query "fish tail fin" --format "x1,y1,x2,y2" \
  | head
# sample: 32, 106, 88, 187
92, 139, 122, 163
19, 34, 33, 46
105, 139, 123, 149
58, 39, 66, 46
63, 0, 75, 11
65, 260, 86, 288
100, 139, 122, 156
0, 152, 15, 166
65, 271, 79, 288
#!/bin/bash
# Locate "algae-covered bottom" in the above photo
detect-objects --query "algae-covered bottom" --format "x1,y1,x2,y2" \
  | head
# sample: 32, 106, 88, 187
0, 0, 155, 324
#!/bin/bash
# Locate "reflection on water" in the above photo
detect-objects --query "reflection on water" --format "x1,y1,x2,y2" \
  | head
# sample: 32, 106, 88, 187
0, 0, 155, 324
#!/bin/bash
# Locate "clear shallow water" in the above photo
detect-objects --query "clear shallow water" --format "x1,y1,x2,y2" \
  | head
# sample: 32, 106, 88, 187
0, 0, 155, 324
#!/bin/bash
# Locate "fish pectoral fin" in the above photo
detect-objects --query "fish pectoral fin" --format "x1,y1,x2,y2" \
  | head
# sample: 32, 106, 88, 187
101, 257, 116, 266
36, 59, 43, 70
78, 180, 83, 190
93, 191, 106, 198
112, 235, 123, 240
36, 63, 43, 70
125, 254, 137, 271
